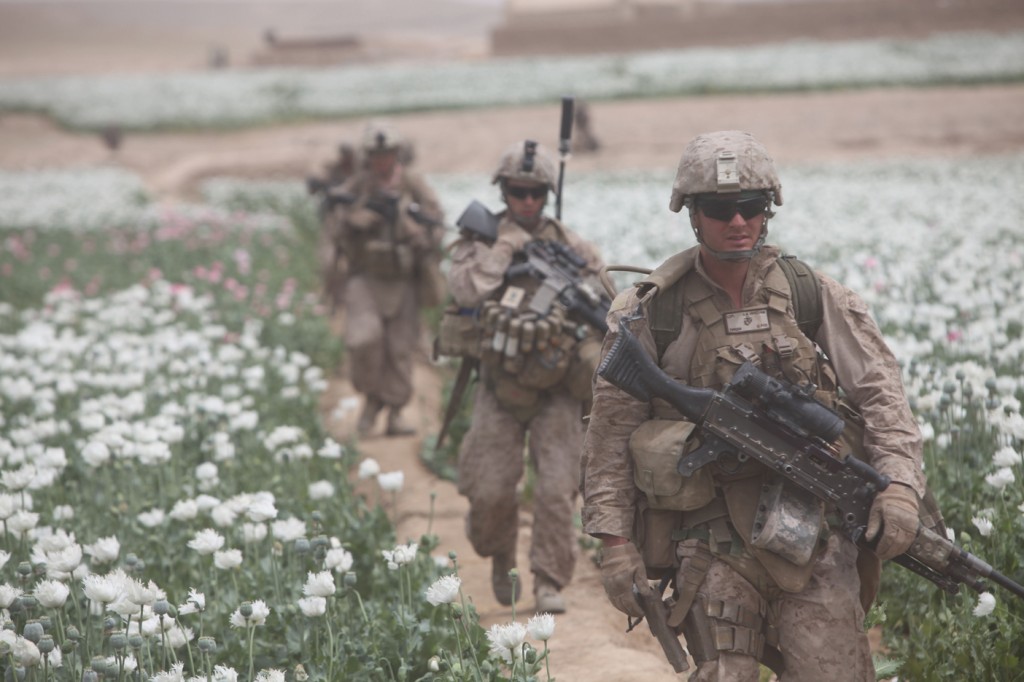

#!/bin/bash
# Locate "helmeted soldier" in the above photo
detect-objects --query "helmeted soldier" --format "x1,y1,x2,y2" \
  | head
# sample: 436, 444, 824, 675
581, 131, 925, 678
446, 140, 607, 613
328, 119, 446, 437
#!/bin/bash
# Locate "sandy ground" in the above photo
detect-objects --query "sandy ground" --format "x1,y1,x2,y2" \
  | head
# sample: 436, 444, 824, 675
5, 3, 1024, 679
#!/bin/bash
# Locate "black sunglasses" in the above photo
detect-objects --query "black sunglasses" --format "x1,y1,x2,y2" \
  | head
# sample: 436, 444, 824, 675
699, 196, 769, 222
505, 185, 548, 200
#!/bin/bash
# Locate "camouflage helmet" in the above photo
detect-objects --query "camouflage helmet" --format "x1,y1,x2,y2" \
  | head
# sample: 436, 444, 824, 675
669, 130, 783, 213
360, 120, 403, 154
492, 140, 558, 192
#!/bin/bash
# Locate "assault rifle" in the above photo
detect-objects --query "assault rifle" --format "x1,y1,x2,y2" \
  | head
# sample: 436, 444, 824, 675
598, 319, 1024, 602
506, 240, 611, 334
454, 199, 611, 333
325, 190, 440, 228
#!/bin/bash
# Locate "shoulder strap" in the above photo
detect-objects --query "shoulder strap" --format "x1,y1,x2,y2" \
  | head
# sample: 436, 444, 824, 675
648, 253, 823, 358
776, 254, 823, 340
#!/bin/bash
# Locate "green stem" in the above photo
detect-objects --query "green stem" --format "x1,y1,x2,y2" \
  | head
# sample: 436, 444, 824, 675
248, 624, 257, 681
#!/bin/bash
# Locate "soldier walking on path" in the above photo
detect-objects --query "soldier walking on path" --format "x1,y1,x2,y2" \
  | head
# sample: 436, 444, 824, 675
326, 120, 446, 437
445, 140, 608, 613
581, 130, 926, 678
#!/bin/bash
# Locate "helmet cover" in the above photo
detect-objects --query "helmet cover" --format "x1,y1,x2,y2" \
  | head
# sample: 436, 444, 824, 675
669, 130, 783, 213
492, 140, 558, 192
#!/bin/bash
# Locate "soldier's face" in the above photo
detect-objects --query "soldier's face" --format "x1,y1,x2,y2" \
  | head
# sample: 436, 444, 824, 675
503, 181, 548, 224
695, 194, 767, 256
368, 150, 398, 179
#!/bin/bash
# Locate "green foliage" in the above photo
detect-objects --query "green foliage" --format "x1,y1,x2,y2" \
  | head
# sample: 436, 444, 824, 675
876, 371, 1024, 681
0, 186, 543, 681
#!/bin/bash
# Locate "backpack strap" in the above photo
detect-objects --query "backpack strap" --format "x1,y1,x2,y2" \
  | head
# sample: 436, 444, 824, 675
648, 253, 823, 359
776, 254, 823, 340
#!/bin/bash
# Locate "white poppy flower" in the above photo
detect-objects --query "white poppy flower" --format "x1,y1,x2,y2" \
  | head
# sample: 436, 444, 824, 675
325, 547, 354, 573
214, 549, 243, 570
303, 571, 336, 598
308, 480, 335, 500
34, 579, 71, 608
972, 516, 994, 537
83, 535, 119, 563
357, 458, 381, 480
984, 467, 1015, 490
378, 471, 404, 492
298, 596, 327, 617
188, 529, 226, 556
992, 446, 1022, 467
425, 575, 461, 606
271, 518, 306, 543
527, 612, 556, 641
973, 591, 996, 617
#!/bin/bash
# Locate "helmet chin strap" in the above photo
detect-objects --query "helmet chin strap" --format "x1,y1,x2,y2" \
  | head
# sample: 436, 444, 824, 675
691, 221, 769, 261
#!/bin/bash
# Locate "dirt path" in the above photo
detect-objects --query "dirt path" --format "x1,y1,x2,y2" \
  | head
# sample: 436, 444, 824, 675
318, 352, 678, 680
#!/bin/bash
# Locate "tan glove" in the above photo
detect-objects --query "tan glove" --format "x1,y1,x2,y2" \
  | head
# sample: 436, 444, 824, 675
866, 483, 920, 560
600, 542, 651, 618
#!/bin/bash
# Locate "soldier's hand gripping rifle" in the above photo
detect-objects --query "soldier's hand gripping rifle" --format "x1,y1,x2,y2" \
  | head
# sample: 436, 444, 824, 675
598, 318, 1024, 602
505, 240, 611, 334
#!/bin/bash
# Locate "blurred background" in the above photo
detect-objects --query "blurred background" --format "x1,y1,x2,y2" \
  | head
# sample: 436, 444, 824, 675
3, 0, 1022, 77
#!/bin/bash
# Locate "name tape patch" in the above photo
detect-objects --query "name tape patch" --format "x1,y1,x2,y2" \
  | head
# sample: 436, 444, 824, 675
725, 308, 770, 334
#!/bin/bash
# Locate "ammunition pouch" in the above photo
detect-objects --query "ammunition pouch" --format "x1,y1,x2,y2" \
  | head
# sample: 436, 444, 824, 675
517, 335, 573, 390
362, 240, 414, 279
487, 372, 542, 422
628, 419, 715, 511
435, 306, 481, 360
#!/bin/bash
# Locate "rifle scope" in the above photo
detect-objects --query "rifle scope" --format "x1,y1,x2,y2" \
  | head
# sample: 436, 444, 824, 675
728, 363, 845, 443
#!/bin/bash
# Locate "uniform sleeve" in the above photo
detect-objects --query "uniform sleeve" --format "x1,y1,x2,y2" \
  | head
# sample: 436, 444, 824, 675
446, 235, 515, 308
580, 289, 654, 538
817, 276, 926, 496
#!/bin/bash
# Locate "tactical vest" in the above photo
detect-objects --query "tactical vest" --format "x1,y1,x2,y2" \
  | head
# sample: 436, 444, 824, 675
478, 217, 601, 421
631, 248, 838, 594
341, 175, 419, 281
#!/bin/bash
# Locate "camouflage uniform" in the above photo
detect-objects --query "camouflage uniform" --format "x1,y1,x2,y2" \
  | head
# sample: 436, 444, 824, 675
448, 144, 606, 609
581, 131, 925, 679
329, 122, 444, 436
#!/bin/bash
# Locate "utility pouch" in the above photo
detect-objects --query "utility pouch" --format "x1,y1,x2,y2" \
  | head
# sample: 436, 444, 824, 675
632, 499, 682, 579
517, 335, 572, 390
749, 478, 825, 566
435, 306, 481, 359
564, 335, 602, 404
629, 419, 715, 511
416, 255, 447, 308
722, 477, 825, 593
363, 240, 414, 278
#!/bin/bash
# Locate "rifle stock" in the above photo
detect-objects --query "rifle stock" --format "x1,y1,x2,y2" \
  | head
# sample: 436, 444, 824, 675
598, 320, 1024, 602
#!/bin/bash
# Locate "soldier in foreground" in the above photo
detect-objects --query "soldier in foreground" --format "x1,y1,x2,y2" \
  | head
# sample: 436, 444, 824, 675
581, 130, 925, 678
445, 140, 607, 613
327, 120, 445, 437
